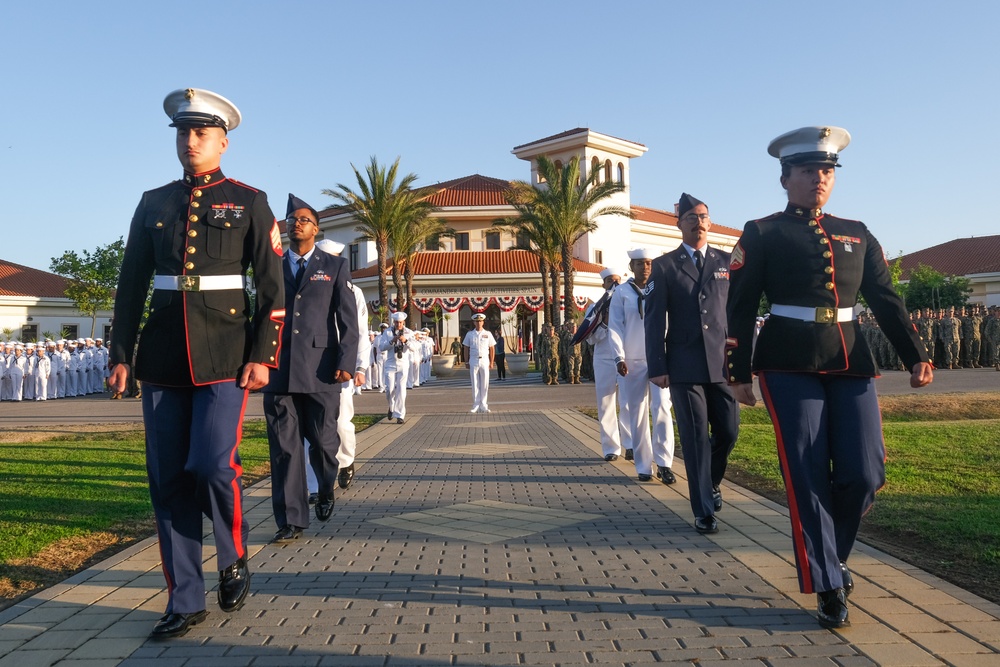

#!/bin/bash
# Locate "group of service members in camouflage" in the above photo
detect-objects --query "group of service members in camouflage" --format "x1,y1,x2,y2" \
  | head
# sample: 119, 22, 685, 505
536, 320, 584, 385
860, 304, 1000, 371
0, 337, 111, 401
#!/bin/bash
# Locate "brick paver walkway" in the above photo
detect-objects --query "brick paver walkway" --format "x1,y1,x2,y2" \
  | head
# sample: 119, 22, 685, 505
2, 409, 999, 666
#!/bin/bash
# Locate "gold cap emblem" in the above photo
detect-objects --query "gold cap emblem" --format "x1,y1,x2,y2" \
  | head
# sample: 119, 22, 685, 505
819, 127, 831, 138
185, 88, 195, 100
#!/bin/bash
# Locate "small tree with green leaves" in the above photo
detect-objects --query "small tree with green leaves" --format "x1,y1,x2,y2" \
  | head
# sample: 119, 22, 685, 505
49, 238, 125, 337
898, 264, 971, 310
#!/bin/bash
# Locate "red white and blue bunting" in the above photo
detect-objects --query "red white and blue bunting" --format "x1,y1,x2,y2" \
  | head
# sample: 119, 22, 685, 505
368, 294, 585, 315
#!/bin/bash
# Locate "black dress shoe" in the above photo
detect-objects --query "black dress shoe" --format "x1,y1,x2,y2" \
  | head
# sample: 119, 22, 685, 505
840, 562, 854, 597
316, 494, 335, 521
339, 463, 355, 489
604, 454, 618, 462
150, 610, 208, 639
712, 485, 723, 512
308, 492, 319, 505
637, 473, 652, 481
694, 516, 718, 534
271, 526, 302, 544
817, 588, 850, 628
387, 410, 392, 419
624, 449, 634, 461
396, 417, 404, 424
656, 466, 676, 484
218, 557, 250, 612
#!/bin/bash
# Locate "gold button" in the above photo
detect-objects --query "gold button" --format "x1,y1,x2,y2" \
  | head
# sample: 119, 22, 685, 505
204, 174, 212, 183
155, 221, 163, 228
269, 356, 274, 361
826, 282, 835, 290
820, 238, 829, 245
825, 266, 834, 274
229, 308, 237, 315
823, 251, 832, 258
809, 220, 818, 227
186, 246, 196, 254
224, 222, 231, 228
191, 201, 200, 208
728, 363, 734, 368
189, 215, 198, 223
275, 325, 280, 330
814, 228, 823, 235
727, 350, 732, 356
193, 189, 202, 197
730, 376, 736, 382
185, 261, 194, 269
187, 229, 198, 237
272, 341, 277, 346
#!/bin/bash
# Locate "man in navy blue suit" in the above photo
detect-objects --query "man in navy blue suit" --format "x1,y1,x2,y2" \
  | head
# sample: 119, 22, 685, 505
262, 194, 359, 544
644, 193, 739, 535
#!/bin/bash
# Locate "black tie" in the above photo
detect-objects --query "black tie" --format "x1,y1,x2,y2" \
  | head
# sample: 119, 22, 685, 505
295, 257, 306, 288
694, 250, 704, 274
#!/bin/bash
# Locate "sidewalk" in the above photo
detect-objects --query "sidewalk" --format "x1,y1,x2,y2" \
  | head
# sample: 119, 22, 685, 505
1, 409, 998, 666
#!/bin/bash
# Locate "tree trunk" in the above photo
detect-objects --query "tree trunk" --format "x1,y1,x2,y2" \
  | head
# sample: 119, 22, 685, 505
392, 261, 405, 314
538, 256, 550, 327
561, 243, 575, 324
376, 238, 389, 313
404, 256, 417, 323
549, 263, 562, 327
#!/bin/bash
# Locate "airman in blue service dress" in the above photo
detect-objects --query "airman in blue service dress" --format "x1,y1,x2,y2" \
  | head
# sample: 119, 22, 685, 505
110, 88, 285, 639
726, 126, 933, 629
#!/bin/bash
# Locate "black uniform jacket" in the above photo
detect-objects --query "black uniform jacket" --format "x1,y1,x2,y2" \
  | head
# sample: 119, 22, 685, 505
111, 169, 285, 386
645, 245, 731, 384
726, 204, 927, 384
262, 249, 359, 395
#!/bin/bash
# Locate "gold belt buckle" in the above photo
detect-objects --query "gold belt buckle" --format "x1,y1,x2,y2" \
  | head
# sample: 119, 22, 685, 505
178, 275, 200, 292
815, 307, 835, 323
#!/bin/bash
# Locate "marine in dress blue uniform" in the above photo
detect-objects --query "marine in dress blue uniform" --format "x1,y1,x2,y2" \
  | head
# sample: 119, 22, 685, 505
725, 126, 933, 629
262, 196, 359, 544
109, 88, 285, 639
644, 195, 739, 535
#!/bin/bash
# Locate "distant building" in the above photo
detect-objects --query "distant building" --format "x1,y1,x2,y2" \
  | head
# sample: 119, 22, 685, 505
899, 235, 1000, 307
0, 259, 113, 342
306, 129, 742, 352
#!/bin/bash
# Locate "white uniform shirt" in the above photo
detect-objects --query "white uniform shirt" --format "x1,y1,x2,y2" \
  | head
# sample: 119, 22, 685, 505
463, 329, 496, 361
585, 285, 618, 360
608, 278, 650, 362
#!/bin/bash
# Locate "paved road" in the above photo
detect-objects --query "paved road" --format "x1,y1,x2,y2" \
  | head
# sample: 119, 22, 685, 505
1, 368, 996, 429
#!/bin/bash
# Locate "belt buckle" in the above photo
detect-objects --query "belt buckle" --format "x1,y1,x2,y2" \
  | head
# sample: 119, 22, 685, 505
815, 307, 835, 323
178, 275, 200, 292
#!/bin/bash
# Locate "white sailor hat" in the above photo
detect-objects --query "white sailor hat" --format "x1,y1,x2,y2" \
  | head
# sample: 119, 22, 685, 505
26, 342, 36, 348
472, 313, 486, 321
68, 340, 77, 347
95, 338, 103, 342
768, 126, 851, 167
627, 248, 656, 260
390, 312, 407, 322
599, 267, 621, 279
421, 328, 430, 333
315, 239, 346, 256
164, 88, 242, 133
380, 322, 389, 329
15, 343, 24, 350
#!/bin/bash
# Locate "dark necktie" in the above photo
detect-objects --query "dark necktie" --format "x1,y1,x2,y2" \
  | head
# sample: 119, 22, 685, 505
694, 250, 704, 274
294, 257, 306, 288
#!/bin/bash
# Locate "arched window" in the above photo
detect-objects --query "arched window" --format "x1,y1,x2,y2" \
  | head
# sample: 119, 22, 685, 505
605, 159, 612, 183
591, 156, 600, 183
617, 162, 625, 184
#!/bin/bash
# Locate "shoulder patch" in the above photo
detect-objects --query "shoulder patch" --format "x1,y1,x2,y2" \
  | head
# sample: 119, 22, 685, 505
270, 220, 283, 255
730, 242, 745, 270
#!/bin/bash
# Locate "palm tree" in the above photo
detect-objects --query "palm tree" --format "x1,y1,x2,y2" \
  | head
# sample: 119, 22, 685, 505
499, 156, 631, 325
323, 157, 433, 313
388, 214, 447, 317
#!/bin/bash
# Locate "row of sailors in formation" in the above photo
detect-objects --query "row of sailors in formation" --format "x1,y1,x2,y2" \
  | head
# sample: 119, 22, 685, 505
1, 338, 110, 401
356, 324, 437, 394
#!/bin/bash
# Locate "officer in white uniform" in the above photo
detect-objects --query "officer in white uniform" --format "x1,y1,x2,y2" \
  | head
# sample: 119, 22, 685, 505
377, 312, 420, 423
463, 313, 496, 413
33, 345, 50, 400
0, 343, 11, 401
375, 323, 388, 392
94, 338, 110, 393
586, 268, 631, 461
9, 344, 25, 401
609, 248, 676, 483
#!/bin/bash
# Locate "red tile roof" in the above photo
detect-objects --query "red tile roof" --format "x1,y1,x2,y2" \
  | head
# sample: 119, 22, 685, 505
899, 235, 1000, 278
631, 205, 743, 239
0, 259, 71, 298
512, 128, 646, 151
351, 250, 605, 279
421, 174, 512, 207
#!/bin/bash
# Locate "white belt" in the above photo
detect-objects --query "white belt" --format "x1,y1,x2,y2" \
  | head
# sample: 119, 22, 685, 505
153, 275, 244, 292
770, 304, 853, 323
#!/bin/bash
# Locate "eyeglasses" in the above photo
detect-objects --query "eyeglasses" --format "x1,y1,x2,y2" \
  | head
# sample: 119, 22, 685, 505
286, 216, 317, 225
682, 213, 711, 223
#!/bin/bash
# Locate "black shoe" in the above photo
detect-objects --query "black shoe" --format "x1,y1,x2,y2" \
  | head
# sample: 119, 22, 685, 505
637, 473, 652, 481
271, 526, 302, 544
624, 449, 634, 461
150, 610, 208, 639
387, 410, 392, 419
817, 588, 850, 628
694, 516, 718, 534
316, 494, 335, 521
338, 463, 355, 489
308, 492, 319, 505
712, 485, 723, 512
396, 417, 404, 424
840, 562, 854, 598
218, 557, 250, 612
656, 466, 676, 485
604, 454, 618, 462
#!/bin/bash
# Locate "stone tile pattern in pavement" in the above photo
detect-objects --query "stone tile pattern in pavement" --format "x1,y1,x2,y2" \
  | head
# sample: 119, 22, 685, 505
0, 409, 998, 666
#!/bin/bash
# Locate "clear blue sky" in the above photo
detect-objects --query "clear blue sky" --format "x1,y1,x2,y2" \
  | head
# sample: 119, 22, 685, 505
4, 1, 998, 273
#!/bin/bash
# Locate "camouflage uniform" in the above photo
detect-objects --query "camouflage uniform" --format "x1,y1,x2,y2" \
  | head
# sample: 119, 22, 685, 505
938, 308, 961, 369
961, 307, 983, 368
538, 326, 560, 385
559, 323, 583, 384
917, 309, 936, 364
983, 308, 1000, 369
